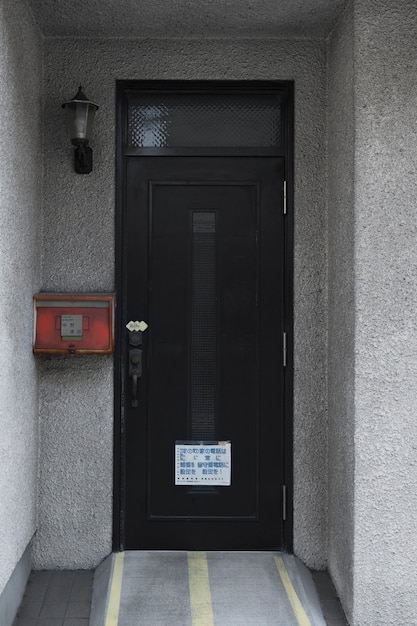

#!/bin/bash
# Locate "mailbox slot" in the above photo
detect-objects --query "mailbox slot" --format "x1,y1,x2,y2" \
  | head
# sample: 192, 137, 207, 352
33, 293, 115, 354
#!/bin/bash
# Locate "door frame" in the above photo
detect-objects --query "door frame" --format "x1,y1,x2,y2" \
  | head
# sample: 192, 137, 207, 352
113, 79, 294, 552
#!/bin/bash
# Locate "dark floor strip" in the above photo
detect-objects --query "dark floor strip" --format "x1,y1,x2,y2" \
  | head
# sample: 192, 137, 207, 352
12, 569, 93, 626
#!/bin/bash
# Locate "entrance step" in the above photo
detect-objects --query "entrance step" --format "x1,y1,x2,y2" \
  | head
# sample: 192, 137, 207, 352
90, 551, 327, 626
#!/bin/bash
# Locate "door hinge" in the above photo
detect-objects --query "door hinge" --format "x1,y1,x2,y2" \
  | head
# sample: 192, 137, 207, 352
283, 485, 287, 521
283, 180, 287, 215
283, 331, 287, 367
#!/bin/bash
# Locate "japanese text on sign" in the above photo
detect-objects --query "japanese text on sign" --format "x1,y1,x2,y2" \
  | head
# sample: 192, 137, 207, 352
175, 442, 231, 486
61, 314, 83, 338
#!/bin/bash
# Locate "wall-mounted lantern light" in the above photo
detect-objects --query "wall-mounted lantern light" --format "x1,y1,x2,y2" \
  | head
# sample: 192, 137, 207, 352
62, 86, 99, 174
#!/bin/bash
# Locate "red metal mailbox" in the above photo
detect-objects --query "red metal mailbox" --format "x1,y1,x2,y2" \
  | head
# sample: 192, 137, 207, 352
33, 293, 115, 355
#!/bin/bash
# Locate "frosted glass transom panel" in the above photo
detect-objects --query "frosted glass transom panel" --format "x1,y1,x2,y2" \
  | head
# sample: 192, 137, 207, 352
127, 94, 281, 148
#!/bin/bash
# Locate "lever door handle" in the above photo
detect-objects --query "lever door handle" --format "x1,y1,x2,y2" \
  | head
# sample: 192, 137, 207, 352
132, 373, 138, 408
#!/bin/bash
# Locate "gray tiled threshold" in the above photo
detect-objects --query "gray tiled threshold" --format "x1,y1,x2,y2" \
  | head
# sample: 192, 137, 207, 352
12, 554, 348, 626
12, 569, 93, 626
312, 571, 348, 626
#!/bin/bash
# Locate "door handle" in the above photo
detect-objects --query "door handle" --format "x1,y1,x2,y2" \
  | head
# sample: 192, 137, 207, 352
127, 321, 147, 408
129, 348, 142, 407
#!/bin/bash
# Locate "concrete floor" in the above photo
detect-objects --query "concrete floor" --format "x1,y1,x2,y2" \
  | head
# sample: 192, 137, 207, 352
92, 551, 348, 626
13, 552, 348, 626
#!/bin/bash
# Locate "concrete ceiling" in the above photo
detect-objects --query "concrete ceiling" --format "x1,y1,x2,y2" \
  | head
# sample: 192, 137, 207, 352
26, 0, 347, 39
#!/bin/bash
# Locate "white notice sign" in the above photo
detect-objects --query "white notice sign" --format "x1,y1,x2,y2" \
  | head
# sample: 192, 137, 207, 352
175, 441, 231, 486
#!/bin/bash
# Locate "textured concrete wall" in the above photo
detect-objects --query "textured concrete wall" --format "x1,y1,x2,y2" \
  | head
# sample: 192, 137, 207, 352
0, 0, 43, 596
352, 0, 417, 623
326, 2, 355, 620
33, 38, 328, 570
33, 357, 114, 569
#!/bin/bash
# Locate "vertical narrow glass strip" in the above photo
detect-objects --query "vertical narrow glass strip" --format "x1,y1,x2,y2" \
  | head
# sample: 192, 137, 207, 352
191, 212, 217, 440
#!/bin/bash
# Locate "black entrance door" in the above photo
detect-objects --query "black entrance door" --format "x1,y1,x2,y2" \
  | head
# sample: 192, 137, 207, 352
122, 156, 286, 550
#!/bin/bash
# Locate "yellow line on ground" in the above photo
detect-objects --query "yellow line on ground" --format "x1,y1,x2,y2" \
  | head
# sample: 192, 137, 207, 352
274, 556, 312, 626
187, 552, 214, 626
105, 551, 125, 626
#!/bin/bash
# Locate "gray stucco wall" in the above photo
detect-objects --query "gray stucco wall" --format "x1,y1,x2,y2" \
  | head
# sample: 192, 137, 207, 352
33, 38, 329, 570
327, 0, 417, 623
326, 2, 355, 620
352, 0, 417, 623
0, 0, 43, 597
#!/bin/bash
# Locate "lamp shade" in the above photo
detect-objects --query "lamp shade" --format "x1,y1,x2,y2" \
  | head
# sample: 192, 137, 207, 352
62, 86, 99, 145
